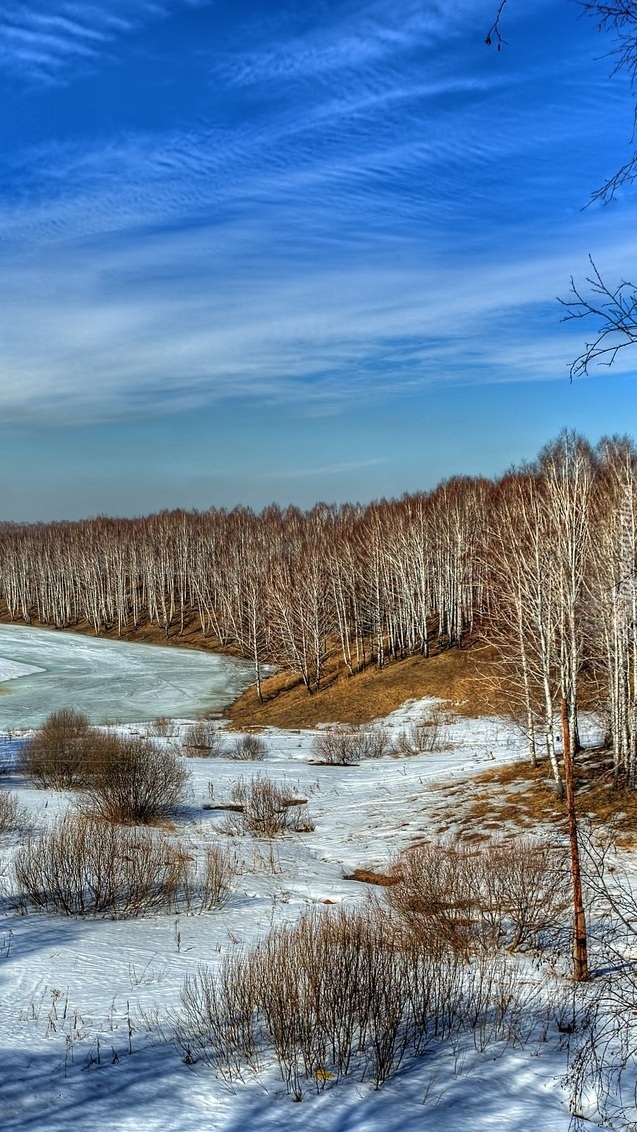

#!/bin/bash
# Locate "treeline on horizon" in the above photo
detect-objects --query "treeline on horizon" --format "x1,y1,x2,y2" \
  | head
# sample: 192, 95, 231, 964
1, 430, 637, 788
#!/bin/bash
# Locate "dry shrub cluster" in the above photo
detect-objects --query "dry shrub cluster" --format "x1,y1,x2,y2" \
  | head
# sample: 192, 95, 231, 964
393, 707, 448, 757
183, 720, 228, 758
199, 844, 236, 910
13, 814, 234, 917
183, 725, 266, 761
311, 724, 393, 765
80, 735, 188, 824
20, 710, 188, 824
387, 836, 570, 955
178, 904, 535, 1097
147, 717, 177, 738
0, 790, 26, 836
223, 775, 313, 837
20, 708, 94, 788
227, 734, 267, 761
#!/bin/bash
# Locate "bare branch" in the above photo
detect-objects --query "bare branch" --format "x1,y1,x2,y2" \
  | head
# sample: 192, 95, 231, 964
579, 1, 637, 82
578, 2, 637, 200
485, 0, 509, 51
589, 150, 637, 203
559, 256, 637, 378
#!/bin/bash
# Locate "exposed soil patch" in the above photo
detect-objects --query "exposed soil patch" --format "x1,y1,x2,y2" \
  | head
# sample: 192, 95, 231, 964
426, 753, 637, 846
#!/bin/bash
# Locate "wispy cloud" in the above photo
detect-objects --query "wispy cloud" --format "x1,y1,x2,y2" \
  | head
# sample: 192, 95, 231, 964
0, 0, 208, 82
1, 209, 631, 427
260, 458, 388, 482
215, 0, 454, 87
0, 0, 632, 430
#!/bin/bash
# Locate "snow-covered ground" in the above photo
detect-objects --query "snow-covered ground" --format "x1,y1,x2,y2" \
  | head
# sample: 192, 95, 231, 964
0, 625, 255, 727
0, 689, 612, 1132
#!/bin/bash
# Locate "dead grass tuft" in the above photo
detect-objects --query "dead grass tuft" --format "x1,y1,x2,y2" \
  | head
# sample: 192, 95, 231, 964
343, 866, 399, 886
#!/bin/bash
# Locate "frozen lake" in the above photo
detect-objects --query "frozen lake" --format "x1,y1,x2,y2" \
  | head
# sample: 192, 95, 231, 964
0, 624, 256, 728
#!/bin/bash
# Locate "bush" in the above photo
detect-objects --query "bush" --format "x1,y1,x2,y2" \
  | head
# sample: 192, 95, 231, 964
227, 734, 267, 761
13, 814, 234, 917
20, 708, 95, 788
311, 723, 393, 765
387, 836, 570, 955
393, 707, 448, 757
80, 734, 188, 824
179, 905, 411, 1090
199, 844, 235, 910
183, 720, 228, 758
183, 726, 267, 761
223, 775, 313, 837
178, 904, 533, 1095
0, 790, 27, 836
13, 814, 190, 916
147, 717, 176, 738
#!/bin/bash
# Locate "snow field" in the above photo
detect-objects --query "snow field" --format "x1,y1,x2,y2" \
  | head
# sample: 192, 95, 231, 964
0, 695, 598, 1132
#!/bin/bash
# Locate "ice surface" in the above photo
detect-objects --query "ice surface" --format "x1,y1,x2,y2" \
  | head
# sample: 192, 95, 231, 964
0, 624, 255, 728
0, 657, 43, 682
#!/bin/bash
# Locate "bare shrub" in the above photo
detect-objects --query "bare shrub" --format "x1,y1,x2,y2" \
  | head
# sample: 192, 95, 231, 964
387, 836, 569, 955
394, 706, 448, 757
198, 844, 235, 910
13, 814, 191, 916
223, 775, 313, 837
178, 903, 532, 1095
387, 840, 480, 956
0, 790, 27, 836
179, 954, 262, 1078
479, 836, 570, 951
183, 720, 227, 758
20, 708, 95, 788
311, 723, 393, 765
227, 734, 267, 761
147, 717, 176, 738
80, 734, 188, 824
179, 905, 411, 1091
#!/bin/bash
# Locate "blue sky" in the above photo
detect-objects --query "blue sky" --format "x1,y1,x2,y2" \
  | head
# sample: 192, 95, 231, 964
2, 0, 637, 520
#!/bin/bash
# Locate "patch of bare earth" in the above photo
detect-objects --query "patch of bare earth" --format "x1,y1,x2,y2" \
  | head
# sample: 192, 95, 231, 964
342, 866, 399, 886
425, 753, 637, 846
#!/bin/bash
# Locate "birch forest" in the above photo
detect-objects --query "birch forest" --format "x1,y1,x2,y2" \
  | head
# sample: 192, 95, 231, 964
2, 431, 637, 787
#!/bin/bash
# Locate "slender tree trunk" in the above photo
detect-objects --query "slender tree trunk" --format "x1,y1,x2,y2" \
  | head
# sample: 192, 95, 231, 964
561, 697, 589, 982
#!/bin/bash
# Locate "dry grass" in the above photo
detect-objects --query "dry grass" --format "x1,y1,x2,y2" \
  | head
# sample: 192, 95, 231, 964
342, 866, 399, 886
226, 641, 509, 731
426, 753, 637, 846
